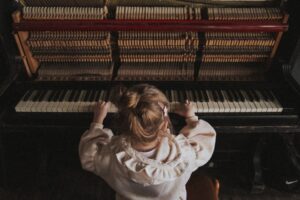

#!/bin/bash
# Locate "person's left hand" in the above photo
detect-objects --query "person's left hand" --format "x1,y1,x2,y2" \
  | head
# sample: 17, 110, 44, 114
93, 101, 110, 124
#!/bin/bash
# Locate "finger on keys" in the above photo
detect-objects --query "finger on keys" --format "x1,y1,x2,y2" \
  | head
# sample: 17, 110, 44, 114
163, 106, 168, 117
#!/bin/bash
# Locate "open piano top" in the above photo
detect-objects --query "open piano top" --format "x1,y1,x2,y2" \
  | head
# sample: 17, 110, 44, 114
1, 0, 300, 135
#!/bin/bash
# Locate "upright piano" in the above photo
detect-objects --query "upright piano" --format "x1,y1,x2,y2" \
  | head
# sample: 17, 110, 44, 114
0, 0, 300, 193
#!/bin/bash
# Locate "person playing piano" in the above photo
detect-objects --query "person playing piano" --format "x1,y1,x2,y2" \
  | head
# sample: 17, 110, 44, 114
79, 84, 216, 200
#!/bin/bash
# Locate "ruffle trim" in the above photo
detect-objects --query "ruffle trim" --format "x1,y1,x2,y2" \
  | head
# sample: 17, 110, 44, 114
110, 135, 195, 185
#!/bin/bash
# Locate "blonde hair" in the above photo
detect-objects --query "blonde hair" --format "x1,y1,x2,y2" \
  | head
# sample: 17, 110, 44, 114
116, 84, 171, 144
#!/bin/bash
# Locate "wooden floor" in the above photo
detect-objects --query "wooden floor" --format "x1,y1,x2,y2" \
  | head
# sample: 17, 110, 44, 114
0, 167, 299, 200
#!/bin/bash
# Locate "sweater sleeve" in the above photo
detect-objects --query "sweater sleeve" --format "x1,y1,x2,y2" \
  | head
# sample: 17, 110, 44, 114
179, 116, 216, 170
79, 122, 114, 173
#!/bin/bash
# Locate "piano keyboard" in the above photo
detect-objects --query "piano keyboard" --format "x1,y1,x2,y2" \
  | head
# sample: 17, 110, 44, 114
15, 89, 283, 113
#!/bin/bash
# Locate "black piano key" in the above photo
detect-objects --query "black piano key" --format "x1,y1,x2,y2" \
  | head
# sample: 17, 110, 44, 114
265, 90, 275, 101
202, 90, 209, 102
182, 90, 188, 101
192, 90, 199, 102
29, 91, 39, 101
166, 90, 172, 103
74, 90, 82, 102
102, 90, 108, 101
230, 90, 239, 102
55, 90, 62, 102
58, 90, 66, 102
226, 90, 234, 102
165, 90, 171, 102
170, 90, 175, 103
163, 90, 168, 101
89, 90, 96, 102
260, 90, 270, 101
178, 90, 185, 103
53, 90, 62, 102
212, 90, 218, 101
163, 90, 167, 100
197, 90, 204, 102
188, 90, 195, 102
242, 90, 250, 101
37, 90, 47, 102
175, 90, 180, 103
49, 90, 58, 102
108, 90, 113, 102
245, 90, 254, 102
22, 90, 33, 101
79, 90, 88, 102
104, 91, 109, 102
62, 90, 71, 102
217, 90, 224, 102
72, 90, 80, 102
84, 90, 91, 102
80, 90, 87, 102
251, 90, 260, 101
44, 90, 53, 101
237, 90, 245, 102
95, 90, 101, 102
54, 90, 62, 102
232, 90, 242, 101
68, 90, 76, 102
32, 90, 42, 102
49, 90, 57, 101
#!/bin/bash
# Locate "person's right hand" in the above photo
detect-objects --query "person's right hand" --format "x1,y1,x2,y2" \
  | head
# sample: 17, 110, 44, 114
93, 101, 110, 124
174, 100, 196, 118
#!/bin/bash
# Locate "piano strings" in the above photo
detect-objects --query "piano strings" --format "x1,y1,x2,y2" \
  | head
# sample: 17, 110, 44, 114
13, 6, 285, 81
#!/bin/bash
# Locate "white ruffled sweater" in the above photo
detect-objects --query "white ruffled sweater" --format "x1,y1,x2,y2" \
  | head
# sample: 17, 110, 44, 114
79, 116, 216, 200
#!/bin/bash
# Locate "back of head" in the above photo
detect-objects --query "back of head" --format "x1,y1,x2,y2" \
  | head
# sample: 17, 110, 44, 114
117, 84, 170, 144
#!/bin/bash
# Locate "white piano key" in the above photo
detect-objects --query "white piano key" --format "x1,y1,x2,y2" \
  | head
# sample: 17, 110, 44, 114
15, 90, 32, 112
77, 90, 88, 112
253, 90, 268, 112
61, 90, 72, 112
206, 90, 219, 113
261, 90, 280, 112
269, 91, 283, 112
240, 90, 257, 113
53, 90, 66, 112
170, 89, 177, 112
30, 91, 43, 112
255, 90, 273, 112
39, 90, 53, 112
72, 90, 86, 112
65, 90, 78, 112
24, 90, 38, 112
186, 90, 198, 113
193, 90, 203, 113
33, 92, 47, 112
221, 90, 236, 113
199, 91, 209, 113
249, 90, 264, 113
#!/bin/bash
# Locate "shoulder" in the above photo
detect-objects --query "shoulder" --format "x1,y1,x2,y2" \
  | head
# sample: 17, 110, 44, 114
198, 119, 216, 133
